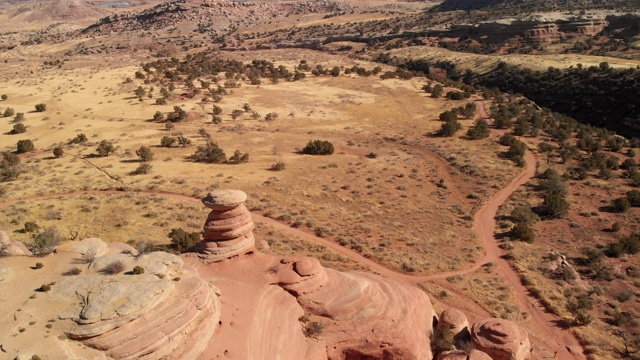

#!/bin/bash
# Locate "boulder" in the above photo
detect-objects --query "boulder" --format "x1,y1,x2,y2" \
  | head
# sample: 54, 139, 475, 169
136, 251, 184, 280
471, 318, 531, 360
437, 308, 470, 344
0, 230, 32, 256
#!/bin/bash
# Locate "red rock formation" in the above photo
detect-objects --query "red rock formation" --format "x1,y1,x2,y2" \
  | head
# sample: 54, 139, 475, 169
437, 308, 470, 344
471, 318, 531, 360
276, 257, 437, 360
196, 189, 255, 261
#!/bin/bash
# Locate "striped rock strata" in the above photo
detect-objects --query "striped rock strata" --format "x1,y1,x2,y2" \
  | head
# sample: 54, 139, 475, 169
275, 257, 437, 359
55, 238, 221, 360
196, 189, 255, 261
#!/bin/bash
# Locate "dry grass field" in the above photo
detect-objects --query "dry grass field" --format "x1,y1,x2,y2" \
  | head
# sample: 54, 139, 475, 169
0, 49, 518, 276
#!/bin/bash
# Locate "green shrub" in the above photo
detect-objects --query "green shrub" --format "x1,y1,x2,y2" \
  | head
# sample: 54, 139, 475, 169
511, 222, 535, 243
612, 197, 631, 213
466, 119, 490, 139
540, 193, 570, 219
31, 227, 61, 255
168, 228, 201, 253
16, 139, 34, 153
96, 140, 115, 156
136, 146, 154, 162
132, 266, 145, 275
269, 160, 286, 171
11, 123, 26, 134
53, 146, 64, 158
192, 142, 227, 163
302, 140, 335, 155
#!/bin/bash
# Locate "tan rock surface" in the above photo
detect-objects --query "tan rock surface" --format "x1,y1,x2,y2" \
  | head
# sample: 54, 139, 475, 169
0, 230, 32, 256
471, 318, 531, 360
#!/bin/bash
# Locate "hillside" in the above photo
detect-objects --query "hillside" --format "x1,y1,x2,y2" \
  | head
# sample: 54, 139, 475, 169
434, 0, 640, 12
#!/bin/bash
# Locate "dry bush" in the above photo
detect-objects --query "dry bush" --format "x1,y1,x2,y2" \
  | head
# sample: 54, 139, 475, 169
101, 260, 125, 275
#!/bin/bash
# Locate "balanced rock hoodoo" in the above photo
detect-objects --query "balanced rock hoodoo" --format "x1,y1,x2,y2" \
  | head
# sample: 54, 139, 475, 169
197, 189, 255, 261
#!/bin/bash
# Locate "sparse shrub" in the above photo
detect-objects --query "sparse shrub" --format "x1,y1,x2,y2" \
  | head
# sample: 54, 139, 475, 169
132, 266, 145, 275
16, 139, 34, 153
38, 284, 51, 292
430, 324, 455, 355
627, 190, 640, 206
212, 115, 223, 124
192, 142, 226, 163
611, 222, 621, 232
3, 107, 15, 117
31, 227, 61, 255
34, 103, 46, 112
511, 222, 535, 243
212, 105, 223, 115
136, 146, 154, 162
101, 260, 125, 275
228, 150, 249, 164
438, 119, 462, 137
132, 163, 152, 175
160, 136, 176, 147
466, 119, 490, 139
24, 221, 39, 233
177, 135, 191, 147
303, 321, 324, 338
302, 140, 334, 155
53, 146, 64, 158
11, 123, 26, 134
96, 140, 115, 157
612, 197, 631, 213
14, 112, 25, 122
439, 110, 457, 122
70, 133, 87, 144
269, 160, 286, 171
1, 94, 7, 100
34, 262, 44, 269
152, 111, 164, 122
431, 85, 443, 98
168, 228, 201, 253
64, 267, 82, 276
499, 133, 516, 146
539, 192, 570, 219
265, 112, 278, 121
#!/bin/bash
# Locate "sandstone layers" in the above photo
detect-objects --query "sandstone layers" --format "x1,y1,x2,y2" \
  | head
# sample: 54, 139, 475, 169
197, 189, 255, 261
54, 239, 220, 360
276, 257, 437, 359
1, 189, 535, 360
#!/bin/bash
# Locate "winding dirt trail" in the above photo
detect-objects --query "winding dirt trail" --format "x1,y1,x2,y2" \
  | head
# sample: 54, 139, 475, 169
0, 98, 584, 357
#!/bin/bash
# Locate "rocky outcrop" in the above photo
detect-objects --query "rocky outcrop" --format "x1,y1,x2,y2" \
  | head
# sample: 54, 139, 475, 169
0, 230, 32, 256
55, 238, 220, 360
195, 189, 255, 262
471, 318, 531, 360
275, 257, 437, 360
437, 308, 470, 345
